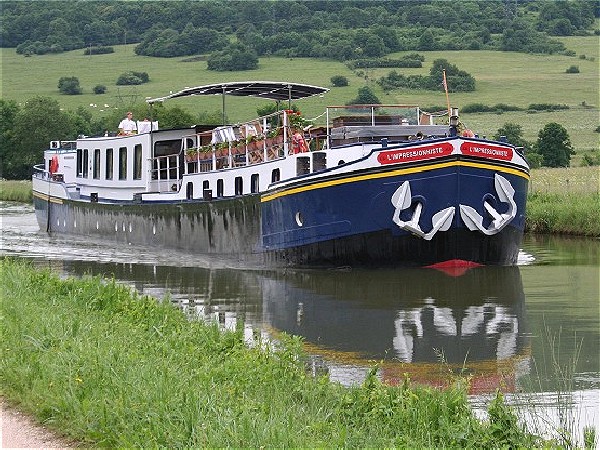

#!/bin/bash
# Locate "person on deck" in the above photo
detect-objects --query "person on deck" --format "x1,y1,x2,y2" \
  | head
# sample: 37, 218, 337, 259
118, 112, 137, 135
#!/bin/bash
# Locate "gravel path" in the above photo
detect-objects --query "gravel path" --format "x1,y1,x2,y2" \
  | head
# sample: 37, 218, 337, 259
1, 401, 78, 449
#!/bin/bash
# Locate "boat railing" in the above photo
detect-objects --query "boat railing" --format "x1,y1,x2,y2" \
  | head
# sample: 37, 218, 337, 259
323, 104, 450, 147
180, 110, 300, 174
150, 153, 181, 192
33, 164, 47, 179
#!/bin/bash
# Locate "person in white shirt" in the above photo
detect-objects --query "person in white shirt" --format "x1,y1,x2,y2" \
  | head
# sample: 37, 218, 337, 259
118, 112, 137, 135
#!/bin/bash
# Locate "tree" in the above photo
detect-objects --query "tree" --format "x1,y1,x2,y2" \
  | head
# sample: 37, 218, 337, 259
0, 99, 20, 178
116, 71, 150, 85
418, 29, 436, 51
8, 97, 77, 179
331, 75, 349, 87
535, 122, 574, 168
347, 86, 381, 105
207, 43, 258, 71
493, 123, 530, 150
58, 76, 82, 95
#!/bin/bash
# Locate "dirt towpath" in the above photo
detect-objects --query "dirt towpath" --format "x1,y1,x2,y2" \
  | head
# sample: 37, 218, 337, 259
1, 400, 78, 449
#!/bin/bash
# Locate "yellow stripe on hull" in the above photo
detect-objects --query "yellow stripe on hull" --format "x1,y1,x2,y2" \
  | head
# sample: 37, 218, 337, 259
33, 191, 63, 204
261, 160, 529, 203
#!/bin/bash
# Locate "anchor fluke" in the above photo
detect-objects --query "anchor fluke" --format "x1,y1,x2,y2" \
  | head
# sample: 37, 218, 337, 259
459, 174, 517, 235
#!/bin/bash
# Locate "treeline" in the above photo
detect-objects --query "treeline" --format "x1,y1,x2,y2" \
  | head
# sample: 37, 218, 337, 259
378, 59, 476, 93
4, 1, 598, 60
0, 97, 220, 179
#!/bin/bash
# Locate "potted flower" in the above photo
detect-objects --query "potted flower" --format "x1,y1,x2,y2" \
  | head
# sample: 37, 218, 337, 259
185, 147, 198, 162
198, 145, 212, 160
268, 127, 284, 145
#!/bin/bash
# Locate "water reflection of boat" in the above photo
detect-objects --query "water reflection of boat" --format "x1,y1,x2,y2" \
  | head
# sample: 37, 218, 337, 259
48, 259, 529, 393
259, 266, 530, 392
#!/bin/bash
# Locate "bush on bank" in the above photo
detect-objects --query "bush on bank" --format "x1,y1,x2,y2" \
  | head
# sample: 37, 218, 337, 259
0, 259, 542, 448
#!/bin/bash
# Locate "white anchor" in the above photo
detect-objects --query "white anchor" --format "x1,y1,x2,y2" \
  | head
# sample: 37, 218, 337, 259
391, 181, 455, 241
459, 174, 517, 235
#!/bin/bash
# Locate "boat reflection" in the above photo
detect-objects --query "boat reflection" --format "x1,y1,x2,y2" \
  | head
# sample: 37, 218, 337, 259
259, 266, 531, 392
46, 260, 530, 393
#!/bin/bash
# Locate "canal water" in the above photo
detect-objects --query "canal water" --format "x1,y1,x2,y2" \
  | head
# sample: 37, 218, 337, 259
1, 201, 598, 445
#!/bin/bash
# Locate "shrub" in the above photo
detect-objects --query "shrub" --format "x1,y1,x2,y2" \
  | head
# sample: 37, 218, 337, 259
330, 75, 349, 87
565, 65, 580, 73
58, 76, 82, 95
93, 85, 107, 94
116, 71, 150, 85
528, 103, 569, 111
84, 46, 114, 55
581, 151, 600, 167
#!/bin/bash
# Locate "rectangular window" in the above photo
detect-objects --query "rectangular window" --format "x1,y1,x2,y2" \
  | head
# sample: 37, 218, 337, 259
251, 174, 259, 193
82, 149, 89, 178
133, 144, 142, 180
119, 147, 127, 180
93, 149, 100, 179
76, 149, 83, 176
105, 148, 113, 180
235, 176, 243, 195
217, 179, 224, 197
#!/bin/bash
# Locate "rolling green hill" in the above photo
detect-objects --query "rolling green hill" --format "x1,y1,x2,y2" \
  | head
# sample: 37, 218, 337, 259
1, 35, 598, 159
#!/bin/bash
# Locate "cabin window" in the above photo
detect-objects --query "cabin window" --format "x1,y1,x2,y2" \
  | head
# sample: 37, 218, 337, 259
271, 168, 280, 183
235, 177, 243, 195
76, 149, 83, 176
105, 148, 113, 180
82, 149, 89, 178
251, 174, 259, 193
133, 144, 142, 180
203, 180, 209, 191
186, 182, 193, 200
93, 149, 101, 179
217, 179, 224, 197
119, 147, 127, 180
154, 139, 181, 157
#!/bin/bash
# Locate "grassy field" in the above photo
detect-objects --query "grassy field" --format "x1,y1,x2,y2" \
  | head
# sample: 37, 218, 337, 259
1, 34, 598, 157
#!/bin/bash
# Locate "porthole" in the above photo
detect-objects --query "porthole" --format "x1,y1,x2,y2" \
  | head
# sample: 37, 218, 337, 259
295, 212, 303, 227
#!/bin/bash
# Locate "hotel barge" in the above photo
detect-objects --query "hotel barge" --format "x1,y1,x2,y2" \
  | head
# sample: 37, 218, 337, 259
32, 81, 530, 268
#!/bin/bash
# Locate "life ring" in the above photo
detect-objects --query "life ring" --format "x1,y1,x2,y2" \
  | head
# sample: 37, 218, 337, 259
49, 155, 59, 174
291, 131, 309, 154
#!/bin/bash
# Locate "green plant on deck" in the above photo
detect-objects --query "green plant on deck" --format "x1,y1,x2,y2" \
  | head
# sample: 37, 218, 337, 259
287, 111, 308, 130
184, 147, 198, 158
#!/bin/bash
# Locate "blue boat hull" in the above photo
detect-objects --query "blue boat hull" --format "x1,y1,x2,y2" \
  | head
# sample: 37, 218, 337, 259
261, 156, 528, 266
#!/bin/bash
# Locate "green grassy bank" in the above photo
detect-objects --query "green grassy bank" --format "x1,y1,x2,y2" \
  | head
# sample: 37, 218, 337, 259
526, 167, 600, 236
0, 180, 33, 203
0, 259, 542, 447
3, 166, 598, 236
